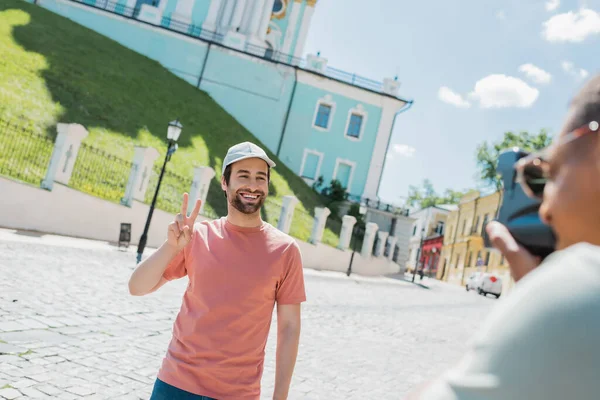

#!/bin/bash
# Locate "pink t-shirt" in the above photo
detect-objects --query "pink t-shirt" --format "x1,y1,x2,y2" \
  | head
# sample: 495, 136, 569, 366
157, 217, 306, 399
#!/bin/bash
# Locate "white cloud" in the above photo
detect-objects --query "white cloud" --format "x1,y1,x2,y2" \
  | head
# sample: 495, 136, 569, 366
391, 144, 416, 158
519, 63, 552, 84
561, 60, 589, 79
542, 8, 600, 42
438, 86, 471, 108
545, 0, 560, 12
496, 10, 506, 20
468, 74, 539, 108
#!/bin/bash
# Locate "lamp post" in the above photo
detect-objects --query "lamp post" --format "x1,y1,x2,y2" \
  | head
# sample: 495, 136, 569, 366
346, 202, 367, 277
412, 227, 425, 283
136, 120, 183, 263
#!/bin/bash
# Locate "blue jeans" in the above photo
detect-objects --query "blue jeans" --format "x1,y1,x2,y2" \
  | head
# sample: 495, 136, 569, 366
150, 378, 217, 400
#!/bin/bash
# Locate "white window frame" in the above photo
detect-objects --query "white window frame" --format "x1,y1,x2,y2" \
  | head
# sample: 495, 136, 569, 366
344, 104, 367, 142
312, 94, 336, 132
299, 149, 324, 184
332, 158, 356, 193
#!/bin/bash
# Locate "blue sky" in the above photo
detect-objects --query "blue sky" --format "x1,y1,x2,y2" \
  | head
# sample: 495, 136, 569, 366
302, 0, 599, 205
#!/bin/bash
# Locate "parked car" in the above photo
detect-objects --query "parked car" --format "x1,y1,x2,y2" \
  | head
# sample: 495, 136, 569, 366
466, 272, 502, 298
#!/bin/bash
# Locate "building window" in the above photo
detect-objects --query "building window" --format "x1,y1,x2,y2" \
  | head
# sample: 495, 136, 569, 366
473, 216, 480, 234
315, 104, 331, 128
344, 105, 367, 141
312, 96, 336, 131
435, 221, 445, 235
299, 149, 323, 183
462, 220, 467, 236
333, 158, 356, 192
347, 114, 363, 137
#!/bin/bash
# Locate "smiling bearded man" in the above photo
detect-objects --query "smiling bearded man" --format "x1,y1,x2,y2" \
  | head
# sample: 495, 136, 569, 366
128, 142, 306, 400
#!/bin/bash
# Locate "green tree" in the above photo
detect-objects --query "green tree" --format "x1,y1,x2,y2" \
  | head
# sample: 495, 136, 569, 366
407, 179, 467, 209
476, 130, 552, 190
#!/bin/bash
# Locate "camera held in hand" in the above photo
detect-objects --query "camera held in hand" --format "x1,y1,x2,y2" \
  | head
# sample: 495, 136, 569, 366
483, 148, 555, 259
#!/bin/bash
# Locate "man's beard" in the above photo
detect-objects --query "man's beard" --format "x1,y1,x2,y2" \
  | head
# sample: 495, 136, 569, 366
229, 190, 266, 215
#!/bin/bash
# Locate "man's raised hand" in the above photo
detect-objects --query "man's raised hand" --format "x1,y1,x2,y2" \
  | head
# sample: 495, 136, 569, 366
167, 193, 201, 250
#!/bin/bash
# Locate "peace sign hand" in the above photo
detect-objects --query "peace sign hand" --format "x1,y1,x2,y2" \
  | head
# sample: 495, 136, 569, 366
167, 193, 202, 250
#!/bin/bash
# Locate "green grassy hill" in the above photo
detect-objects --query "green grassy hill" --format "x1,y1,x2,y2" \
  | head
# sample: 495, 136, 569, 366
0, 0, 341, 244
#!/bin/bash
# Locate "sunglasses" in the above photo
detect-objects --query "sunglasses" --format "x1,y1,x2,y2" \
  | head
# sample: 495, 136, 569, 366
515, 120, 600, 200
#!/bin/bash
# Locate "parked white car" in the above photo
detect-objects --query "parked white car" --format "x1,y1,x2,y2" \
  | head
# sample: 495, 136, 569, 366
466, 272, 502, 298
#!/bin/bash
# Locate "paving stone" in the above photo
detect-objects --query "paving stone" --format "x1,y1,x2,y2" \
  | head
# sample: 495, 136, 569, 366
0, 322, 28, 333
65, 385, 96, 396
0, 388, 21, 400
0, 344, 27, 355
10, 378, 37, 389
17, 386, 48, 398
35, 384, 62, 396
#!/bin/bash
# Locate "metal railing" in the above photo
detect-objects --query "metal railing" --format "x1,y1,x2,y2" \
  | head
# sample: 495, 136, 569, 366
63, 0, 394, 96
0, 119, 54, 186
70, 142, 133, 202
144, 166, 193, 215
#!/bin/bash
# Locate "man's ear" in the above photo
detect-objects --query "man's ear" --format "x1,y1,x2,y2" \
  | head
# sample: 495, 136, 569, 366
221, 176, 227, 191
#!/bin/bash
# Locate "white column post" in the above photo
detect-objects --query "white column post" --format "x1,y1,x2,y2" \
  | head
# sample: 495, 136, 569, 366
292, 1, 315, 58
309, 207, 331, 244
203, 0, 225, 32
121, 146, 160, 207
41, 123, 88, 191
173, 0, 195, 24
223, 0, 249, 49
337, 215, 356, 251
280, 0, 301, 55
277, 195, 299, 234
219, 0, 236, 33
361, 222, 379, 258
189, 166, 216, 216
257, 0, 275, 41
229, 0, 248, 31
245, 0, 267, 39
376, 231, 389, 257
387, 236, 398, 261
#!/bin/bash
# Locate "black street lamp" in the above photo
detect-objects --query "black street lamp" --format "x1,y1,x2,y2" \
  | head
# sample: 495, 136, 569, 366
136, 120, 183, 263
412, 227, 425, 283
346, 203, 367, 277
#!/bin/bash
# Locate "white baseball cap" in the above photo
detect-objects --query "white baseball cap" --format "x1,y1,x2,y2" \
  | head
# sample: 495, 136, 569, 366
222, 142, 276, 175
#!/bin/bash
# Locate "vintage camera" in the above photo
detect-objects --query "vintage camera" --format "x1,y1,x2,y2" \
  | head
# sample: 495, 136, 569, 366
483, 148, 556, 259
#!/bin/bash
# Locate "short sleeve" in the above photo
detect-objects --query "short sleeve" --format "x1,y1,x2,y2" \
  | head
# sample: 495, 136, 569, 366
420, 245, 600, 400
162, 228, 199, 281
276, 242, 306, 304
162, 248, 187, 281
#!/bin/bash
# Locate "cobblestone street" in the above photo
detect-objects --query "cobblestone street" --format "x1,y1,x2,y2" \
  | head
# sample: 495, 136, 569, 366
0, 229, 496, 399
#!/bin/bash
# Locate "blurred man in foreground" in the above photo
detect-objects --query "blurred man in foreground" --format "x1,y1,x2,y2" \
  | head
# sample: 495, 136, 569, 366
407, 75, 600, 399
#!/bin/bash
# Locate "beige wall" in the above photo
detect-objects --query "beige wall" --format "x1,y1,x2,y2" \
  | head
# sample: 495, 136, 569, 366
0, 177, 401, 276
0, 176, 190, 249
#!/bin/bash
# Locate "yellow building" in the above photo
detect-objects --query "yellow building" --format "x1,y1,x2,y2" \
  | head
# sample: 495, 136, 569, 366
436, 190, 514, 294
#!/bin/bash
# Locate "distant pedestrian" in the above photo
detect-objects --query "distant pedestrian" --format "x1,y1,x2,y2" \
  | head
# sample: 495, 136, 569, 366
128, 142, 306, 400
405, 75, 600, 399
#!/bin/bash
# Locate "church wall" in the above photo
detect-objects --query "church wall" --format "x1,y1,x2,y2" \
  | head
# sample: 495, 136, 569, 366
198, 47, 297, 154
